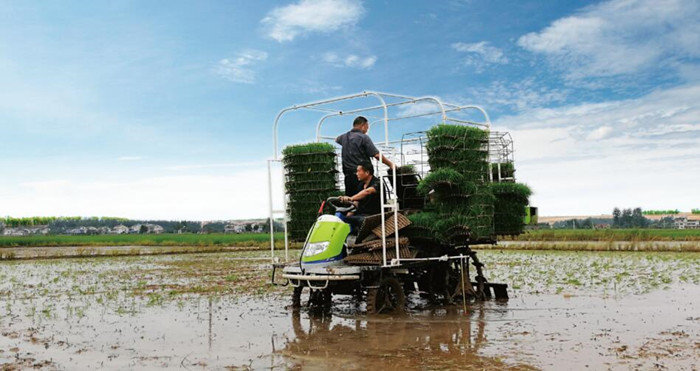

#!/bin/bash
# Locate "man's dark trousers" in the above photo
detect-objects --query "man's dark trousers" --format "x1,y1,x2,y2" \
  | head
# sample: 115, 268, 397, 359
344, 172, 360, 196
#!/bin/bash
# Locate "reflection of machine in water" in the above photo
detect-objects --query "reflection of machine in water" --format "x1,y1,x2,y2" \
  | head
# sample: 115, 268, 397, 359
282, 308, 495, 369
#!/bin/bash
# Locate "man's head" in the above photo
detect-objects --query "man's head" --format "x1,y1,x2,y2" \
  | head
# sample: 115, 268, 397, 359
353, 116, 369, 134
356, 161, 374, 182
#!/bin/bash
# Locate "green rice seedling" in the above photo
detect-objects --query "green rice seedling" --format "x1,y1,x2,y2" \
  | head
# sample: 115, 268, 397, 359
405, 212, 440, 240
426, 124, 489, 142
285, 170, 337, 183
416, 169, 468, 195
283, 142, 340, 241
282, 142, 336, 157
490, 182, 531, 235
490, 182, 532, 198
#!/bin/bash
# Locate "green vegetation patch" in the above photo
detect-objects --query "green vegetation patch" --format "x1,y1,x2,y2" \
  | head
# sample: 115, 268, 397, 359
0, 233, 283, 248
507, 228, 700, 242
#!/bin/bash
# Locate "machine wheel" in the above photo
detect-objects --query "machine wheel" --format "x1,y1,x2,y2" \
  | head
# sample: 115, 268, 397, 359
292, 286, 332, 310
366, 277, 406, 314
291, 286, 304, 309
309, 288, 332, 310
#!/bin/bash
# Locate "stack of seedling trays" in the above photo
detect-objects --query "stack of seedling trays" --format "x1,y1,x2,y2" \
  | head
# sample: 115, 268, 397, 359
282, 142, 341, 241
408, 124, 495, 245
490, 182, 531, 236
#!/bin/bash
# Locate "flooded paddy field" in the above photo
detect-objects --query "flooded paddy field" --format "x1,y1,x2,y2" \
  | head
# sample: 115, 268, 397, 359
1, 250, 698, 369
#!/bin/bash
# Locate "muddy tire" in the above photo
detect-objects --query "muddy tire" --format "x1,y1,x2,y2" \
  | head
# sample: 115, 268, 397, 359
366, 277, 406, 314
309, 289, 332, 310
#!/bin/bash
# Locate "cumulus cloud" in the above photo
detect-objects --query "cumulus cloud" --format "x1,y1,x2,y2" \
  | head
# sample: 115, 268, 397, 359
322, 52, 376, 69
215, 50, 268, 84
493, 83, 700, 215
517, 0, 700, 80
262, 0, 365, 42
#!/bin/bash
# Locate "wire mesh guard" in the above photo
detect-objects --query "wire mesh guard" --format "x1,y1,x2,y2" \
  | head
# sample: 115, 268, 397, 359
282, 143, 341, 241
489, 131, 515, 181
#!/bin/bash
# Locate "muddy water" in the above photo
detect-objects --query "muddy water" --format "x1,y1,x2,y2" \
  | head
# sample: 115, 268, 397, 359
0, 251, 698, 369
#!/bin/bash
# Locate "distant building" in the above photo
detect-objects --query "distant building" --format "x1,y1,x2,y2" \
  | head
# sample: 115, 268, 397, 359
67, 226, 88, 235
2, 226, 50, 236
129, 223, 164, 234
224, 223, 246, 234
674, 217, 699, 229
112, 225, 129, 234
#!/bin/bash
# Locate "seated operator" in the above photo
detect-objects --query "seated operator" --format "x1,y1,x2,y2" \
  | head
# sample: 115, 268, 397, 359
336, 161, 382, 231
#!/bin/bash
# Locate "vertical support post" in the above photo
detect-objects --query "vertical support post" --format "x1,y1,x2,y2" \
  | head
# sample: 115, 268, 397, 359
460, 255, 467, 314
392, 161, 399, 266
378, 151, 387, 267
282, 162, 289, 261
267, 159, 275, 263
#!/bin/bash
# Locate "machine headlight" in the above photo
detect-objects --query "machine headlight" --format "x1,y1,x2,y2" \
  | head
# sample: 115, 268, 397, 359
303, 241, 330, 257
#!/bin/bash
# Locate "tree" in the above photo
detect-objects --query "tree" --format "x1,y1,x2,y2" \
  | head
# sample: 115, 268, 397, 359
632, 207, 648, 228
620, 208, 633, 228
612, 208, 621, 228
139, 225, 148, 234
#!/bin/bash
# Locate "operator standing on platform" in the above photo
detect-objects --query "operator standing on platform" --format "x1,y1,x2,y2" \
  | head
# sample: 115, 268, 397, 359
335, 116, 395, 196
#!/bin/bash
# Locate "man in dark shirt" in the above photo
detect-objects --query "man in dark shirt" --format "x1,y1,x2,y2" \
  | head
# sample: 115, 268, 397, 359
338, 161, 382, 231
336, 116, 395, 196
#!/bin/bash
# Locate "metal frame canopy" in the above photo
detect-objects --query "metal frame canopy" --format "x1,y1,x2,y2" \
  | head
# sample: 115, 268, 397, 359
268, 91, 492, 264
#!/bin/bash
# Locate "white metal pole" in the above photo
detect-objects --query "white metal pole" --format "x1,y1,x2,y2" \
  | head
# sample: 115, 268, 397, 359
392, 161, 399, 265
281, 163, 289, 261
267, 159, 275, 263
364, 91, 389, 146
378, 151, 387, 267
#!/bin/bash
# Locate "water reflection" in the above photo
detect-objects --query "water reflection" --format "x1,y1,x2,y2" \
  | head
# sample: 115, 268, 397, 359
279, 303, 514, 370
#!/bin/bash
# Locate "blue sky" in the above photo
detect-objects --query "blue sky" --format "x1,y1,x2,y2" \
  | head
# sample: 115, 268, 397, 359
1, 0, 698, 220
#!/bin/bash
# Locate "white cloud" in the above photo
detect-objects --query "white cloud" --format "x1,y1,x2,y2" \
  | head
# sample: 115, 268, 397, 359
322, 52, 376, 69
493, 83, 700, 215
517, 0, 700, 79
452, 41, 508, 66
262, 0, 365, 42
215, 50, 268, 84
458, 78, 568, 111
165, 161, 263, 171
3, 169, 285, 220
586, 126, 614, 140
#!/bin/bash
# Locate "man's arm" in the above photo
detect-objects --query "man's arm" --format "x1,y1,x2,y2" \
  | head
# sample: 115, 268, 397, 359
363, 135, 395, 169
373, 153, 395, 170
340, 186, 376, 203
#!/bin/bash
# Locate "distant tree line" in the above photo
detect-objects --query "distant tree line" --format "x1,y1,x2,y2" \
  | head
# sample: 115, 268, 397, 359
612, 208, 649, 228
1, 216, 282, 234
642, 209, 680, 215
